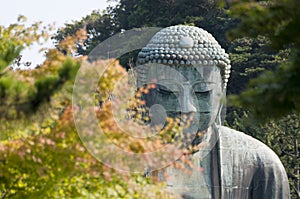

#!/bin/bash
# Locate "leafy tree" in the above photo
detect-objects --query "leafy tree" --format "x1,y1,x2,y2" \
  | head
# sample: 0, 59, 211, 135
227, 0, 300, 121
0, 20, 81, 119
54, 0, 235, 56
225, 35, 289, 125
53, 10, 118, 56
0, 16, 49, 71
227, 36, 286, 95
0, 20, 181, 198
225, 2, 300, 197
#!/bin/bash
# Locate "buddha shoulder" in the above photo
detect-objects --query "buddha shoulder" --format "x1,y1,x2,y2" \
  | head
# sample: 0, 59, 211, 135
218, 126, 283, 167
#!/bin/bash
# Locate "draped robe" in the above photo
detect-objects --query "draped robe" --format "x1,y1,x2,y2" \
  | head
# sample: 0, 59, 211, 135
157, 125, 290, 199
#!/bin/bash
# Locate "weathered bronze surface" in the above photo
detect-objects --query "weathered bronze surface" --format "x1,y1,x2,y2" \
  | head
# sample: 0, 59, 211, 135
136, 25, 290, 199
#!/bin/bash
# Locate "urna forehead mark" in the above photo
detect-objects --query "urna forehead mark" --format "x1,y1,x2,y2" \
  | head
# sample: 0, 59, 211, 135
136, 25, 231, 89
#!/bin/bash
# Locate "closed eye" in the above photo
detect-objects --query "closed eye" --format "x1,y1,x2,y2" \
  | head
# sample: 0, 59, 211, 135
156, 85, 179, 94
193, 82, 215, 93
157, 87, 173, 94
195, 90, 211, 94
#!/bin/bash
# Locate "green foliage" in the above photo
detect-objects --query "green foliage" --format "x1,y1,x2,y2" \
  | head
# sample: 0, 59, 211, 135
0, 16, 49, 71
227, 36, 282, 95
227, 0, 300, 120
53, 10, 117, 56
0, 57, 81, 119
54, 0, 235, 62
0, 113, 172, 198
0, 21, 180, 198
225, 2, 300, 196
32, 58, 80, 109
229, 50, 300, 121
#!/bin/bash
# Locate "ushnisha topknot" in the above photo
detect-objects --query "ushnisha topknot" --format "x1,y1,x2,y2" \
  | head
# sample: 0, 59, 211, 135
136, 25, 231, 89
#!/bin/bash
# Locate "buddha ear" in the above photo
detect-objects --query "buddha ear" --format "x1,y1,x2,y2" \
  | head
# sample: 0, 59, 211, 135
215, 103, 223, 127
214, 89, 226, 126
128, 68, 137, 89
135, 64, 150, 89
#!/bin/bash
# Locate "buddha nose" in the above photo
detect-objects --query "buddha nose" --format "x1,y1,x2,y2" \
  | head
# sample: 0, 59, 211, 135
178, 87, 197, 113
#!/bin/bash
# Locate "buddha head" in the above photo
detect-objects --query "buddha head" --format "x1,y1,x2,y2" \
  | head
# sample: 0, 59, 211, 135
135, 25, 231, 142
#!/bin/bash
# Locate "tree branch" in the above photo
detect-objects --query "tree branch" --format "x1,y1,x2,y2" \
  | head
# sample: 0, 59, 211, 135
0, 67, 12, 77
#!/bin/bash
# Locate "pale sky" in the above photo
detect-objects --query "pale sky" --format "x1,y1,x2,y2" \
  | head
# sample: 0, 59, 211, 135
0, 0, 114, 68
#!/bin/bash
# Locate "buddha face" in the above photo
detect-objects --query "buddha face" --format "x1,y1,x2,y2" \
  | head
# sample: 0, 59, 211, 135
139, 64, 223, 136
